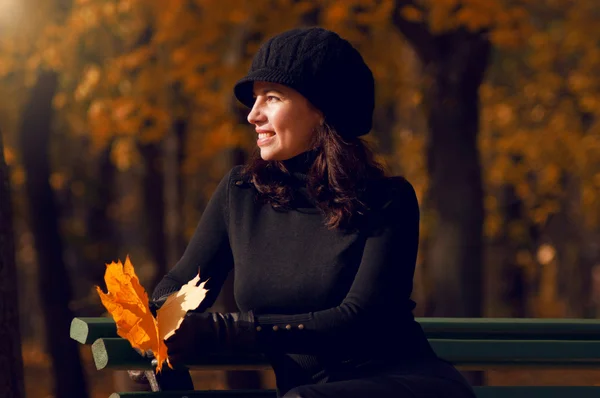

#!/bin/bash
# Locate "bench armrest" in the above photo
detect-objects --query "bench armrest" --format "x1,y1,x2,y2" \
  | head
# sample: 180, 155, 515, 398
70, 317, 117, 344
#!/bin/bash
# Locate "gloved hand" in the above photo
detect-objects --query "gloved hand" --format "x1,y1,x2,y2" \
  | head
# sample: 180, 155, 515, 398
127, 350, 158, 390
127, 296, 195, 390
129, 348, 194, 391
165, 311, 258, 366
149, 296, 169, 317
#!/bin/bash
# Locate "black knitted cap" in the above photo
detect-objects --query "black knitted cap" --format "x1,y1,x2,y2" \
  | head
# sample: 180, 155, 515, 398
234, 27, 375, 139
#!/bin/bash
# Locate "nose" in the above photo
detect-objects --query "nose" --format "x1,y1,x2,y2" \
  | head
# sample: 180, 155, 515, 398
247, 100, 266, 125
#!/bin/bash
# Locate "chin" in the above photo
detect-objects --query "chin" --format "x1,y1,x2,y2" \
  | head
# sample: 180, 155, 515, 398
259, 148, 283, 161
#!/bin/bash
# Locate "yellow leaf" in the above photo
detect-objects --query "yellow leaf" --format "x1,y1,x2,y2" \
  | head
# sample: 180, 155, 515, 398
157, 275, 208, 341
96, 257, 209, 371
95, 256, 168, 371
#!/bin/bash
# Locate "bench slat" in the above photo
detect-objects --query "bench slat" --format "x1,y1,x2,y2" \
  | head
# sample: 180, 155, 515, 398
475, 386, 600, 398
429, 339, 600, 365
422, 318, 600, 340
92, 338, 271, 371
92, 338, 600, 371
107, 386, 600, 398
73, 317, 600, 345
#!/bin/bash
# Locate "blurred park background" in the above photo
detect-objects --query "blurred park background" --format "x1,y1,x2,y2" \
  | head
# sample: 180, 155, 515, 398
2, 0, 600, 397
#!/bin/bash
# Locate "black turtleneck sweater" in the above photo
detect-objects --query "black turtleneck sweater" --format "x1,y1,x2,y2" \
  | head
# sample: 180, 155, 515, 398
152, 150, 436, 389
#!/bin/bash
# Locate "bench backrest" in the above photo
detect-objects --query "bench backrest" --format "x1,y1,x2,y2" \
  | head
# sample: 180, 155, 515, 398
73, 317, 600, 397
71, 317, 600, 371
72, 317, 600, 344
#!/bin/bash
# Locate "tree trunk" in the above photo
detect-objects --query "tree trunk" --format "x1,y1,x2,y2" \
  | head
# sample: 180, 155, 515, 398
392, 6, 490, 318
0, 130, 25, 398
551, 173, 593, 318
140, 142, 168, 291
18, 71, 88, 398
164, 120, 186, 270
422, 38, 489, 317
82, 143, 118, 298
498, 183, 533, 317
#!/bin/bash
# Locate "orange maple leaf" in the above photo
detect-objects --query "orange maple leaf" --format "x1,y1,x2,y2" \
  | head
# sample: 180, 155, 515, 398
95, 256, 169, 372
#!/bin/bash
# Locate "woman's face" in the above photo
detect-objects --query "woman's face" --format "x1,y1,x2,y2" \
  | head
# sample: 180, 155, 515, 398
247, 81, 323, 161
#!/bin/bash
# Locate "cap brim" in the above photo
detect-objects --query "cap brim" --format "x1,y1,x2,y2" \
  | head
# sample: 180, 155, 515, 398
233, 68, 300, 108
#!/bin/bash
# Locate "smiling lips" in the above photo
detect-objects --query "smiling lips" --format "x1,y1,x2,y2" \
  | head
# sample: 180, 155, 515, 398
256, 130, 276, 146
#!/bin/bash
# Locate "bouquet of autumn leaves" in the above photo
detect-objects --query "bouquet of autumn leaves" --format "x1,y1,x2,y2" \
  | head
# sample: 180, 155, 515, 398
95, 256, 208, 372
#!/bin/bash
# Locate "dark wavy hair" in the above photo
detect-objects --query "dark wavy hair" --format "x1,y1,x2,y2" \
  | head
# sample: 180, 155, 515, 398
242, 124, 387, 230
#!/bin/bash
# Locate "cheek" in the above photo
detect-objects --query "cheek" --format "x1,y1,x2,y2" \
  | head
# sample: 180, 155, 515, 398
296, 115, 319, 142
286, 111, 317, 138
270, 105, 319, 145
271, 109, 294, 137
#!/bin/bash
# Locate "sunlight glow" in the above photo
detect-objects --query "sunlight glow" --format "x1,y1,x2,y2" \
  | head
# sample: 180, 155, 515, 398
0, 0, 23, 28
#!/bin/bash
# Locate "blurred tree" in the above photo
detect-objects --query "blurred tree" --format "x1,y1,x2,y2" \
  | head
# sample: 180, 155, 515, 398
140, 141, 168, 290
0, 0, 90, 395
18, 70, 89, 398
82, 142, 119, 294
0, 129, 25, 398
389, 0, 530, 317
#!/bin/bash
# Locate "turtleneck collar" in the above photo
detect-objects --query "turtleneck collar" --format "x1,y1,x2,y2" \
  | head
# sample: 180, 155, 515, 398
281, 149, 318, 178
280, 149, 320, 210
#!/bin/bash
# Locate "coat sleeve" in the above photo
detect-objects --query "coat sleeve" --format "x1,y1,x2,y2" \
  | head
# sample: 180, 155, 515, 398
253, 177, 421, 356
151, 167, 236, 312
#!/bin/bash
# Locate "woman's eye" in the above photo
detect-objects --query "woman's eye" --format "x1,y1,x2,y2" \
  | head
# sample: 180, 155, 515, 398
267, 95, 280, 102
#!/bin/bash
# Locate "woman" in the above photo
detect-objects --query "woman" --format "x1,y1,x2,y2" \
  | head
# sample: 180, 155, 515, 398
152, 27, 476, 397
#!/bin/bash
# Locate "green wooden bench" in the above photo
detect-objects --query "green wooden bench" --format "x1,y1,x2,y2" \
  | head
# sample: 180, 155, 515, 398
71, 317, 600, 397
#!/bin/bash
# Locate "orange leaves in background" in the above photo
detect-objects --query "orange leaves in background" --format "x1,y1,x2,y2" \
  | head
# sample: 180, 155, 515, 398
397, 1, 531, 47
95, 256, 168, 371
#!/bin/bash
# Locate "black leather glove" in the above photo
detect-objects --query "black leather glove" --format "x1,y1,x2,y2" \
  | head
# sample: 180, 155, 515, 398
127, 296, 197, 391
149, 296, 169, 317
165, 311, 258, 366
129, 343, 194, 391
